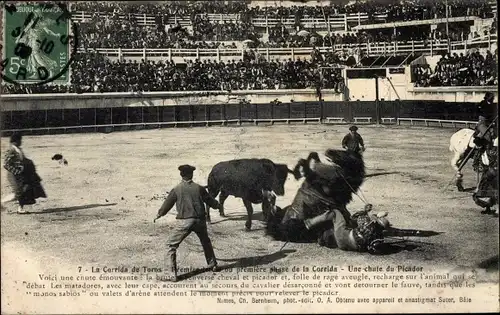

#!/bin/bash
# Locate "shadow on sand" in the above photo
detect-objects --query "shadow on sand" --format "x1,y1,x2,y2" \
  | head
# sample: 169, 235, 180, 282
385, 228, 443, 238
477, 255, 499, 271
371, 242, 422, 255
176, 249, 296, 281
371, 228, 443, 255
210, 212, 265, 225
461, 187, 477, 192
33, 203, 118, 214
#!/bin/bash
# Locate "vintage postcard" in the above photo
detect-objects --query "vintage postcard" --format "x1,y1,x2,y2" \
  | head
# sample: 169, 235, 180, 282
1, 0, 498, 314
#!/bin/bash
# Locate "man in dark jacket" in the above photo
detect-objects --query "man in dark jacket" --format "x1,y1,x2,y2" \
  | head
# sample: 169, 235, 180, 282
342, 126, 365, 154
154, 164, 223, 282
475, 92, 497, 146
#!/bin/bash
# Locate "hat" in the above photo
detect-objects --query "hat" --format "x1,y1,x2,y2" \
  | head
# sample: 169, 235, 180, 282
349, 125, 358, 131
178, 165, 196, 173
10, 132, 22, 144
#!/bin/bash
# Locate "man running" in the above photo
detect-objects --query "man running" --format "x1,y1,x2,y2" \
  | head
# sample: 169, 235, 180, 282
154, 164, 223, 282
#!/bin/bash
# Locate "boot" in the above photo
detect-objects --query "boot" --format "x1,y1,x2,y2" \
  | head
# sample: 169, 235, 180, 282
17, 206, 28, 214
481, 207, 495, 215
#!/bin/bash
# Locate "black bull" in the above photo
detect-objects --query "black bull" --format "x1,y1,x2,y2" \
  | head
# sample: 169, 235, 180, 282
205, 159, 294, 230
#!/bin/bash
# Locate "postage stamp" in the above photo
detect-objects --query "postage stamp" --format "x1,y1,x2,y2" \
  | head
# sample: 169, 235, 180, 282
1, 1, 78, 85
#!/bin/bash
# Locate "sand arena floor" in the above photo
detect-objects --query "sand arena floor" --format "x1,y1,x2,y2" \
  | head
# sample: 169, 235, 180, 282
1, 124, 498, 277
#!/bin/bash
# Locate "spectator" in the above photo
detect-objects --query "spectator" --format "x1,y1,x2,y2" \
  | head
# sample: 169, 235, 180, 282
2, 52, 348, 94
412, 50, 498, 87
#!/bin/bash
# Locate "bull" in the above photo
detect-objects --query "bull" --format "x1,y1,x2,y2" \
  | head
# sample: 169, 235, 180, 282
205, 158, 293, 230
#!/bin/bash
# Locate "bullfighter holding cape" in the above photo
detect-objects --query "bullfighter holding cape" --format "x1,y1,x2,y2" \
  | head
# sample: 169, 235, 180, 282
1, 133, 47, 214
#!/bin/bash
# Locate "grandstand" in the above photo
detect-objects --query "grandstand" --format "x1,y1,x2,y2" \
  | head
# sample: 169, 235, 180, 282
0, 0, 497, 133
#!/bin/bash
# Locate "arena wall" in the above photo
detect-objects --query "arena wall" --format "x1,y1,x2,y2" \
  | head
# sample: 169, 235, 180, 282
0, 92, 490, 135
2, 79, 497, 112
1, 81, 496, 134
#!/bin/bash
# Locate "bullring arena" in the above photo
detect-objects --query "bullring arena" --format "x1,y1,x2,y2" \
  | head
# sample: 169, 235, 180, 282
1, 124, 498, 311
1, 0, 499, 313
1, 122, 499, 266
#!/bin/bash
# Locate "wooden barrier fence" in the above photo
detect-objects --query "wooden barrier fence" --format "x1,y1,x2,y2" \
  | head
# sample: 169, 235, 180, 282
0, 100, 481, 136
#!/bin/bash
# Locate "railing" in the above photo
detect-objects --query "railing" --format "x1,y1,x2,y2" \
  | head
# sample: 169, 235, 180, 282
352, 16, 479, 30
397, 118, 477, 128
3, 86, 496, 101
70, 9, 497, 31
250, 13, 388, 31
76, 37, 497, 62
71, 10, 389, 30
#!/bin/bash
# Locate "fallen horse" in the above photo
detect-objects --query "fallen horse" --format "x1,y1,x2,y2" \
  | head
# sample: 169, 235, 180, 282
265, 149, 394, 254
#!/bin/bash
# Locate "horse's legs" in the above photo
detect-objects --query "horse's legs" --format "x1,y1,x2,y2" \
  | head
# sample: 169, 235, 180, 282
218, 191, 229, 217
451, 152, 465, 191
451, 151, 462, 173
456, 174, 464, 192
243, 199, 253, 231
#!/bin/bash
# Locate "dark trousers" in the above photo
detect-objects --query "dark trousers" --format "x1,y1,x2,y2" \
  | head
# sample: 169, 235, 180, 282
167, 218, 216, 269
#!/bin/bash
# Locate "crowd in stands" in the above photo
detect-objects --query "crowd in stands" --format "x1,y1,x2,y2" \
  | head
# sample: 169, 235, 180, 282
74, 0, 496, 49
72, 0, 494, 21
2, 1, 497, 94
72, 1, 250, 15
2, 47, 496, 95
263, 25, 472, 48
77, 14, 489, 50
191, 15, 260, 42
2, 51, 346, 94
412, 50, 498, 87
79, 12, 244, 49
